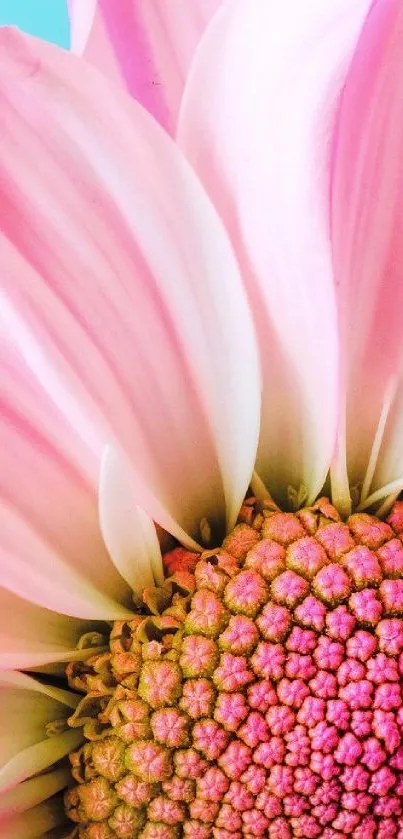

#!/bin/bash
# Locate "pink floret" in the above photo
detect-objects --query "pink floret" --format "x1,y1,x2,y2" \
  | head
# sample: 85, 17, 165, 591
286, 537, 328, 578
271, 571, 309, 608
297, 696, 325, 727
266, 705, 296, 736
238, 711, 269, 747
342, 546, 382, 587
295, 596, 326, 631
334, 732, 363, 765
242, 808, 269, 835
310, 721, 339, 753
349, 588, 383, 624
377, 618, 403, 654
380, 579, 403, 614
285, 653, 316, 680
316, 523, 355, 559
251, 642, 285, 680
214, 692, 248, 731
240, 764, 266, 794
313, 564, 351, 603
367, 652, 399, 683
350, 710, 372, 737
309, 670, 337, 699
254, 737, 285, 769
347, 629, 378, 660
286, 627, 317, 653
337, 657, 365, 685
339, 679, 373, 710
378, 538, 403, 576
268, 764, 294, 796
326, 699, 350, 730
257, 603, 291, 641
374, 682, 402, 711
277, 678, 310, 709
218, 740, 252, 780
214, 653, 254, 691
314, 636, 344, 670
326, 605, 356, 639
197, 767, 229, 801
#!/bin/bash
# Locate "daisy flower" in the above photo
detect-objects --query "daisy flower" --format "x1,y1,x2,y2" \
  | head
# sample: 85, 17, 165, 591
1, 0, 403, 836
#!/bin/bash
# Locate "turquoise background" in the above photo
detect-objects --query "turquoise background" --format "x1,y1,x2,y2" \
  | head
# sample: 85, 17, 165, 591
0, 0, 69, 47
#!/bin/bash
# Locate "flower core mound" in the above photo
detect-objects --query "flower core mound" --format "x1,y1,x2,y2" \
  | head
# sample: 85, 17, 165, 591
65, 498, 403, 838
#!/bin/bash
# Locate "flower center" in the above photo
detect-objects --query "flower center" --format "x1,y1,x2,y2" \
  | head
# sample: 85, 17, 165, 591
64, 497, 403, 839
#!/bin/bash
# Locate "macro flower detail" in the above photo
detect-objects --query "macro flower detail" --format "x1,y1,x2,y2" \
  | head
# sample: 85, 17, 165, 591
62, 498, 403, 837
2, 0, 403, 835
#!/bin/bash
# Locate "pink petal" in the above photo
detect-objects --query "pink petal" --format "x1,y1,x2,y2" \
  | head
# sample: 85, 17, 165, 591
0, 586, 103, 670
0, 337, 133, 619
68, 0, 222, 134
99, 447, 164, 596
67, 0, 96, 53
178, 0, 370, 507
0, 729, 82, 796
0, 767, 70, 817
0, 672, 81, 793
0, 30, 260, 546
0, 797, 66, 838
330, 0, 403, 506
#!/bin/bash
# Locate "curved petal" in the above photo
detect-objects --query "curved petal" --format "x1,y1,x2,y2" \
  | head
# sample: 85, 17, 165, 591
330, 0, 403, 508
0, 795, 66, 838
68, 0, 97, 54
0, 29, 260, 546
0, 586, 104, 670
178, 0, 371, 507
0, 767, 70, 817
0, 337, 134, 620
0, 730, 82, 795
0, 670, 80, 706
99, 446, 164, 595
68, 0, 222, 134
0, 728, 83, 790
0, 672, 81, 794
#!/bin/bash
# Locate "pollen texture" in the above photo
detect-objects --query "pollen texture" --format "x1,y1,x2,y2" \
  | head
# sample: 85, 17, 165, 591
65, 498, 403, 838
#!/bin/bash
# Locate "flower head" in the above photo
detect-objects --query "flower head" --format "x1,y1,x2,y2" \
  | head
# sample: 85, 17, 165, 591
1, 0, 403, 835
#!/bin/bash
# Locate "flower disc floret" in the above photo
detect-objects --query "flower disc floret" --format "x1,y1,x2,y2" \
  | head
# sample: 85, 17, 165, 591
65, 500, 403, 837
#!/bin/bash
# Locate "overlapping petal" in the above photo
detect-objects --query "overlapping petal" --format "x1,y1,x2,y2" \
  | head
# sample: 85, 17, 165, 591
0, 767, 70, 819
0, 795, 66, 838
0, 586, 106, 670
68, 0, 221, 133
99, 446, 164, 596
330, 0, 403, 511
0, 672, 82, 795
0, 337, 134, 619
178, 0, 371, 508
0, 28, 260, 549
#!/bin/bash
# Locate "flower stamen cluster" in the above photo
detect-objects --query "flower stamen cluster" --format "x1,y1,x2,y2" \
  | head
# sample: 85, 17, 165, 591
65, 498, 403, 838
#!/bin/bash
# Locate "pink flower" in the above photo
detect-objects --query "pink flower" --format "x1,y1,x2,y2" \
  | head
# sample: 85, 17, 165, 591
1, 0, 403, 835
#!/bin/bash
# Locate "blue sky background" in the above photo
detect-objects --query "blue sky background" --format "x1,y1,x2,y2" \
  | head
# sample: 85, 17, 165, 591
0, 0, 69, 47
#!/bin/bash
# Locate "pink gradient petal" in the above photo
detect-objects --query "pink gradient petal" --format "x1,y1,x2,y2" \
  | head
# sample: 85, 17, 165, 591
67, 0, 96, 54
99, 446, 164, 595
0, 672, 81, 795
0, 586, 103, 670
178, 0, 370, 507
0, 767, 71, 818
68, 0, 221, 134
0, 337, 133, 620
0, 729, 82, 797
0, 30, 260, 545
330, 0, 403, 504
0, 796, 66, 838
